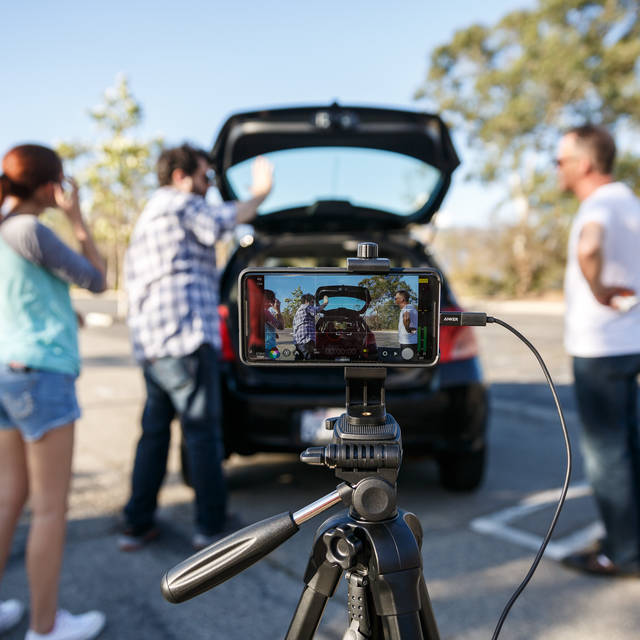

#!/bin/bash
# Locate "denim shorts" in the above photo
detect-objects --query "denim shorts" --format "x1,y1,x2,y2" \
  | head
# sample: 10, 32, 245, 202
0, 365, 81, 441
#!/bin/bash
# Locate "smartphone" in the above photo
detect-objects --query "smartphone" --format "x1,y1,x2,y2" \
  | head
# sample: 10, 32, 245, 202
239, 267, 441, 367
60, 176, 74, 194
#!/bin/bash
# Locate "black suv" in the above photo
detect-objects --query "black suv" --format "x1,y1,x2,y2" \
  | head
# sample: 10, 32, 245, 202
211, 104, 489, 491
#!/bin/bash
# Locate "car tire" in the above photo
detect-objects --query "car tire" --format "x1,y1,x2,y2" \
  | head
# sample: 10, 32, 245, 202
437, 446, 485, 492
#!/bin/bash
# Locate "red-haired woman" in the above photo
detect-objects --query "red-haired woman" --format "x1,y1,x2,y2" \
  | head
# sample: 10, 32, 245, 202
0, 145, 106, 640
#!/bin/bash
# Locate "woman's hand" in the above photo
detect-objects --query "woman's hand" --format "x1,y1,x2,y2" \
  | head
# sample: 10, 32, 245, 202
53, 176, 106, 284
53, 177, 83, 225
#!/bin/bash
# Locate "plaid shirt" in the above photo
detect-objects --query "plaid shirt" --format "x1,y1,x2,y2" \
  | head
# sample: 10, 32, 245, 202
293, 304, 322, 345
125, 187, 237, 362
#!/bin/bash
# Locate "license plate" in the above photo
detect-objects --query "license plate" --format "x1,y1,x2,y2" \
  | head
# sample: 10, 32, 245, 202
300, 408, 343, 444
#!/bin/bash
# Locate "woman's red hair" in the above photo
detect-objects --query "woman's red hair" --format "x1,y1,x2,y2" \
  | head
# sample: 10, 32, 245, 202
0, 144, 62, 208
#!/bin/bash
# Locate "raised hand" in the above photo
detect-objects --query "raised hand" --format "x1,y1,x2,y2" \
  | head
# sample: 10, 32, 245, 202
250, 156, 274, 199
53, 176, 82, 225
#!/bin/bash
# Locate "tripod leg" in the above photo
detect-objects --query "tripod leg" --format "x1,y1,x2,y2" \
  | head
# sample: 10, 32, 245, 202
358, 513, 441, 640
369, 573, 440, 640
380, 612, 425, 640
378, 600, 440, 640
285, 559, 342, 640
362, 566, 428, 640
418, 576, 440, 640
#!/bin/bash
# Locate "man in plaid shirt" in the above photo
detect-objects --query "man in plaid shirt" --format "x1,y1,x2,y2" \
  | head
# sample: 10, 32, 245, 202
120, 144, 273, 551
293, 293, 328, 359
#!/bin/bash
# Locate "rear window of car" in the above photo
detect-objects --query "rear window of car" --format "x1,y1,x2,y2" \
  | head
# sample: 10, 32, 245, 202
322, 297, 366, 311
225, 147, 443, 217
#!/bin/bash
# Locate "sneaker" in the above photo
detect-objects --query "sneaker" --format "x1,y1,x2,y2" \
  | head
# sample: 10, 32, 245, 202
191, 513, 245, 551
117, 525, 160, 552
0, 599, 25, 633
25, 609, 105, 640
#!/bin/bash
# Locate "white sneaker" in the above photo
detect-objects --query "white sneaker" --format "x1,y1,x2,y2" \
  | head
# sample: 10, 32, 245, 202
0, 599, 25, 633
25, 609, 105, 640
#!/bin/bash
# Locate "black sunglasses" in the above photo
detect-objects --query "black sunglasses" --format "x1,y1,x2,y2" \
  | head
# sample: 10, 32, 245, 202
554, 156, 577, 168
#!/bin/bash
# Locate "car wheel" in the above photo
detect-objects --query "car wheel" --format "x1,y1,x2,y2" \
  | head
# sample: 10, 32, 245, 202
437, 447, 485, 492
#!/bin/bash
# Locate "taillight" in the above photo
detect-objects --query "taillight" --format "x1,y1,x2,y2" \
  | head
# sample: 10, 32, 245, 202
439, 306, 479, 363
218, 304, 236, 362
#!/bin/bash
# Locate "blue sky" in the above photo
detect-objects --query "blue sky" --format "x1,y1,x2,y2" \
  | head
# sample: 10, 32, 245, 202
2, 0, 534, 227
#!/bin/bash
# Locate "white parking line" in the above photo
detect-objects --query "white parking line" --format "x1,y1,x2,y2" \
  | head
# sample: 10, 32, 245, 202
470, 482, 604, 560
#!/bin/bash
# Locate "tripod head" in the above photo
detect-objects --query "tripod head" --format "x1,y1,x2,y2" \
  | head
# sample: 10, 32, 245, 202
301, 367, 401, 522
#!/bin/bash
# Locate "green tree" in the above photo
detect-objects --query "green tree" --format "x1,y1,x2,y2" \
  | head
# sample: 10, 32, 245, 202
416, 0, 640, 296
54, 74, 163, 288
358, 276, 416, 330
282, 285, 305, 327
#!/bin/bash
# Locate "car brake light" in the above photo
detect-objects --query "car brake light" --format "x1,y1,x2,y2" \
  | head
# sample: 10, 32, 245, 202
439, 306, 479, 363
218, 304, 236, 362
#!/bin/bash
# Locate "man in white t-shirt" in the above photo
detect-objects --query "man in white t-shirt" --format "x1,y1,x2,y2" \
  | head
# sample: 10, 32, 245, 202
558, 124, 640, 577
394, 290, 418, 359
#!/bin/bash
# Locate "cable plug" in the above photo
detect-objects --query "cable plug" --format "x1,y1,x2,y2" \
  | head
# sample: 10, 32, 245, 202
439, 311, 487, 327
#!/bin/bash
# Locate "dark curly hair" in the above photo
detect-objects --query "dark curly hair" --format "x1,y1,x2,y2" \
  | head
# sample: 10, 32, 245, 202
156, 143, 210, 186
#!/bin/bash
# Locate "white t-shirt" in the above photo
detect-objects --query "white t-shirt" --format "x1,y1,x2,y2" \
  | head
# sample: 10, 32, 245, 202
564, 182, 640, 357
398, 304, 418, 344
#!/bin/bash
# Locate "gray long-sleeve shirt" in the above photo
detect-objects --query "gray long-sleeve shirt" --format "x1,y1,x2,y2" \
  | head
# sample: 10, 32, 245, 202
0, 214, 105, 292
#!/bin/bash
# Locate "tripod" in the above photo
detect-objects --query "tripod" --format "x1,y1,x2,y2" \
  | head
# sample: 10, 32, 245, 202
162, 367, 441, 640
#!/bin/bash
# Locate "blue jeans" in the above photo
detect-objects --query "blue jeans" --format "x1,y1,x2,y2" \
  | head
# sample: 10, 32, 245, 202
124, 344, 227, 535
573, 354, 640, 568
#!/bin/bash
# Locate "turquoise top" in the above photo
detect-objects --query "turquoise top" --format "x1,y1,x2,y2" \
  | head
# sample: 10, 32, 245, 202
0, 236, 79, 375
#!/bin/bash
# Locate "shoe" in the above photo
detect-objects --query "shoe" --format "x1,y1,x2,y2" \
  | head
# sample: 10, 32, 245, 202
25, 609, 105, 640
191, 513, 245, 551
0, 599, 25, 633
562, 550, 640, 577
117, 525, 160, 551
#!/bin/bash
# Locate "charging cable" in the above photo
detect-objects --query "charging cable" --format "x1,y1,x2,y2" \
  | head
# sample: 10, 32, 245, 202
440, 311, 572, 640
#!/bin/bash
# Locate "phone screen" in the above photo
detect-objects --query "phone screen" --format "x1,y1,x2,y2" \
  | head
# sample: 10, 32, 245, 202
239, 268, 441, 367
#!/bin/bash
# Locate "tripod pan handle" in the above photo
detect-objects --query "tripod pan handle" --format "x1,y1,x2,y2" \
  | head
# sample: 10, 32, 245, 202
162, 512, 298, 603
